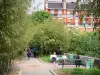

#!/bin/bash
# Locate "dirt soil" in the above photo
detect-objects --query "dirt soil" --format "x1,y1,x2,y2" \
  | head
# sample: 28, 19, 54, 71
8, 71, 19, 75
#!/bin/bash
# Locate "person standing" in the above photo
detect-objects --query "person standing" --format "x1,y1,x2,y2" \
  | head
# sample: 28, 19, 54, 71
33, 47, 37, 57
27, 48, 31, 60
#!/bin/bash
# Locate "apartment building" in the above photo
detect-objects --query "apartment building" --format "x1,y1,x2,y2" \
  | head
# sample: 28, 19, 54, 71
44, 0, 94, 31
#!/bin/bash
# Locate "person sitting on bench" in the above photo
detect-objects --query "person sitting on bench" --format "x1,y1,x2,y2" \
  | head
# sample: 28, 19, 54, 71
75, 54, 81, 67
51, 52, 57, 64
62, 53, 67, 62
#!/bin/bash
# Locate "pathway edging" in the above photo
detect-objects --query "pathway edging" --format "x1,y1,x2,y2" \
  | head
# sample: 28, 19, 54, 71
18, 70, 22, 75
49, 69, 58, 75
38, 58, 58, 75
37, 58, 44, 63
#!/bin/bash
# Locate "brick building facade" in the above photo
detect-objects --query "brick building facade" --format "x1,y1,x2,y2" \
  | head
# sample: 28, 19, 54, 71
44, 0, 94, 31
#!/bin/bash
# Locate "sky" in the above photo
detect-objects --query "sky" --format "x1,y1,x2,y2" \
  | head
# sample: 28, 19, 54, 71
28, 0, 44, 14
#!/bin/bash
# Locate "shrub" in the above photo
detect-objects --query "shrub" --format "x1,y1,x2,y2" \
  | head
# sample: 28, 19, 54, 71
94, 59, 100, 68
71, 68, 86, 75
83, 68, 100, 75
40, 55, 51, 62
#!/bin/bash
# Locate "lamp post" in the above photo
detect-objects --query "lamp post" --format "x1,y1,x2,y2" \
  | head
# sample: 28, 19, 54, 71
90, 13, 94, 31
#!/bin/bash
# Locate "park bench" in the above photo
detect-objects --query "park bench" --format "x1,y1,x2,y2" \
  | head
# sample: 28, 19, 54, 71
50, 54, 75, 68
50, 54, 98, 69
50, 55, 63, 62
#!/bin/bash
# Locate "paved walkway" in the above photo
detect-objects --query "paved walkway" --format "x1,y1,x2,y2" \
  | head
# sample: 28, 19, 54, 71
16, 57, 85, 75
17, 58, 58, 75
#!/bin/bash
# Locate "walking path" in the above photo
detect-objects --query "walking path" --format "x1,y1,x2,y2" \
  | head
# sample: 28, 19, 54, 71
17, 58, 57, 75
16, 57, 85, 75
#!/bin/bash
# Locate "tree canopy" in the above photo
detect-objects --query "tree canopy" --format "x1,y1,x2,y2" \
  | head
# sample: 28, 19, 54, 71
31, 11, 51, 23
75, 0, 100, 31
30, 10, 100, 57
0, 0, 34, 74
29, 19, 70, 55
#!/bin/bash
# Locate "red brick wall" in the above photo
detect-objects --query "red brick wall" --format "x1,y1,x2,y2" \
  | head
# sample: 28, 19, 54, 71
46, 9, 92, 26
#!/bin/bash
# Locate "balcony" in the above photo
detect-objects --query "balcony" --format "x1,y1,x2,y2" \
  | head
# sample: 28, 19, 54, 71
57, 14, 79, 19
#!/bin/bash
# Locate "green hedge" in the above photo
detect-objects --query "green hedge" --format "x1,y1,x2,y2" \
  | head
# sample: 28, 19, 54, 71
40, 55, 51, 62
63, 68, 100, 75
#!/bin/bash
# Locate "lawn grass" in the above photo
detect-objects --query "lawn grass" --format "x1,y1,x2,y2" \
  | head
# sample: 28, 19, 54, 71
62, 68, 100, 75
62, 68, 74, 74
40, 55, 51, 62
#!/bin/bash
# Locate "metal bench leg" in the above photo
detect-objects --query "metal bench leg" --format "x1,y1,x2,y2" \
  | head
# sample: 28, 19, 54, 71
62, 60, 64, 69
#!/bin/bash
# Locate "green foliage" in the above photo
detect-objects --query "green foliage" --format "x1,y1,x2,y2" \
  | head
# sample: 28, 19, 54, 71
71, 68, 86, 75
75, 0, 100, 29
0, 0, 34, 74
76, 0, 100, 17
69, 31, 100, 57
83, 68, 100, 75
62, 68, 85, 75
30, 14, 100, 57
31, 11, 51, 23
63, 68, 73, 74
62, 68, 100, 75
29, 19, 70, 55
40, 55, 51, 62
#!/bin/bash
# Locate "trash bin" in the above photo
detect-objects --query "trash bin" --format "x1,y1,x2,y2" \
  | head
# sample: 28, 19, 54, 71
86, 58, 94, 69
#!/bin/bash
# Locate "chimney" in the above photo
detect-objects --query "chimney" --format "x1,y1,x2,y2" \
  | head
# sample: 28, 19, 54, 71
62, 0, 66, 9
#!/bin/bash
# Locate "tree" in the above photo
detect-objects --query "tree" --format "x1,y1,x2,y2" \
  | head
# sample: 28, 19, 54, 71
88, 0, 100, 31
0, 0, 34, 74
31, 11, 51, 23
29, 19, 70, 55
75, 0, 100, 31
69, 31, 100, 57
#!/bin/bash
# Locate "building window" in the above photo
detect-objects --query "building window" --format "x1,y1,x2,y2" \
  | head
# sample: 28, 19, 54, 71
51, 10, 54, 14
58, 10, 62, 14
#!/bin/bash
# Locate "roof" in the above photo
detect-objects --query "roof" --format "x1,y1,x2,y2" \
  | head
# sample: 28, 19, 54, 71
48, 3, 76, 9
48, 3, 63, 9
66, 3, 76, 9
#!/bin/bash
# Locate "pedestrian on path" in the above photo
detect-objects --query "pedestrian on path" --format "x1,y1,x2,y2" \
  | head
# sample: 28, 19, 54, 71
33, 47, 37, 57
27, 48, 31, 60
